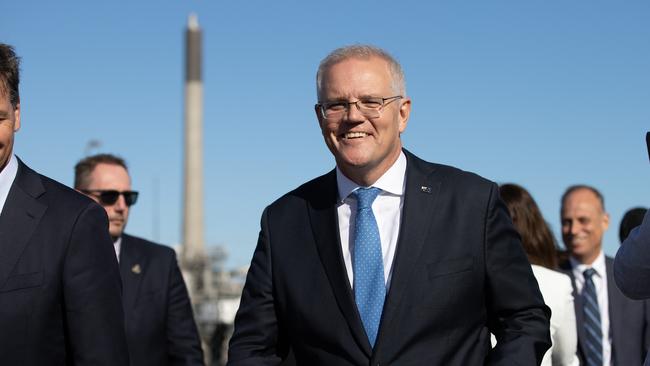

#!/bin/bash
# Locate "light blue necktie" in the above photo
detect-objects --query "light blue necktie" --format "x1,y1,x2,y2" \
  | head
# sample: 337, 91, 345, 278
582, 268, 603, 366
352, 187, 385, 347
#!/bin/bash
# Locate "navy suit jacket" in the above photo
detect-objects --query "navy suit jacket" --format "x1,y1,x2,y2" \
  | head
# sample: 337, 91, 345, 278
0, 159, 129, 365
615, 210, 650, 365
560, 255, 650, 366
119, 234, 203, 366
228, 150, 551, 366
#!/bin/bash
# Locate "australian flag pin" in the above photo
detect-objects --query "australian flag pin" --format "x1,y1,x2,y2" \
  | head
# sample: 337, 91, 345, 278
421, 186, 432, 193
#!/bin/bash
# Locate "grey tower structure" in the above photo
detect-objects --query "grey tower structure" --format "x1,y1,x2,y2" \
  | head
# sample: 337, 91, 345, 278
183, 13, 205, 270
181, 15, 217, 363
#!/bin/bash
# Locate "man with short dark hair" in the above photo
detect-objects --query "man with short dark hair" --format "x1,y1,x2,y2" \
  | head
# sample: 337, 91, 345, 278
74, 153, 204, 366
228, 45, 551, 365
620, 207, 648, 243
0, 43, 129, 365
559, 185, 650, 366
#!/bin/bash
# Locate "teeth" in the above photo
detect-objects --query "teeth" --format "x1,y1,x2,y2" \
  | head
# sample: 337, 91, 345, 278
344, 132, 368, 139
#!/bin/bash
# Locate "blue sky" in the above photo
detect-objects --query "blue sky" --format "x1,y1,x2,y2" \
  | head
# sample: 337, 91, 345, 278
3, 1, 649, 268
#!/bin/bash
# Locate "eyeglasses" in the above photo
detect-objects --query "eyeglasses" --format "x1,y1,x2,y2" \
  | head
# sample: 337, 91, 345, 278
81, 189, 139, 206
317, 95, 402, 120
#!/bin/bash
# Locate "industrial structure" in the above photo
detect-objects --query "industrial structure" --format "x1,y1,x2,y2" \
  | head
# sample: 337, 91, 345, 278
178, 14, 244, 366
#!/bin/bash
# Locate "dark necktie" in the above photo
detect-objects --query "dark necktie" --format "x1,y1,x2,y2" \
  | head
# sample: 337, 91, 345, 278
352, 187, 385, 347
582, 268, 603, 366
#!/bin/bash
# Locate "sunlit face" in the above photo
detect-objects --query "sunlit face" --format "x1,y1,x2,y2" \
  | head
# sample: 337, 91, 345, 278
316, 56, 411, 185
85, 163, 132, 240
561, 188, 609, 264
0, 89, 20, 172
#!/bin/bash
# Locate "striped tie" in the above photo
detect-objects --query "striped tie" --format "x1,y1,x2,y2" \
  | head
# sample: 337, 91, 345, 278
582, 268, 603, 366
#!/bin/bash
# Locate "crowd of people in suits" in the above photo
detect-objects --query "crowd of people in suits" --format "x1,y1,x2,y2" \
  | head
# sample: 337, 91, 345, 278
2, 38, 650, 366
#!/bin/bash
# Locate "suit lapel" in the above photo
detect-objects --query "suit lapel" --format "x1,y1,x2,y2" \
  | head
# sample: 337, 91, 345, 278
308, 170, 373, 357
119, 234, 144, 312
374, 150, 440, 350
605, 257, 622, 361
0, 160, 47, 288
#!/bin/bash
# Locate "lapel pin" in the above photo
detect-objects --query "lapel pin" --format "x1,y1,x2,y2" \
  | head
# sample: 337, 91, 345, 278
421, 186, 432, 193
131, 264, 142, 274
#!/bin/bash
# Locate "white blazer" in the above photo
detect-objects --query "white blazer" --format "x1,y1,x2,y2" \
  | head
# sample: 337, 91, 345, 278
532, 265, 580, 366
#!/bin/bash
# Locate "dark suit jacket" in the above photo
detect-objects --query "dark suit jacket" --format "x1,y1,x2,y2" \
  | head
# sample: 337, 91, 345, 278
228, 150, 551, 366
560, 255, 650, 366
0, 159, 129, 365
615, 210, 650, 300
119, 233, 204, 366
615, 210, 650, 365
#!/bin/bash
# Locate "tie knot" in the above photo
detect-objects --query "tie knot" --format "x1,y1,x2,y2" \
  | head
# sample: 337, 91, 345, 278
353, 187, 381, 210
583, 268, 597, 280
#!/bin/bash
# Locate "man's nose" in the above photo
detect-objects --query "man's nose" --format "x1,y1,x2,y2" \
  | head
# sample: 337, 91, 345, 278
344, 101, 366, 122
113, 195, 127, 211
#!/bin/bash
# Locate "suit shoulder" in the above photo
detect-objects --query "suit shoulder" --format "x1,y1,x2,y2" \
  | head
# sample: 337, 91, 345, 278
417, 159, 495, 190
39, 174, 95, 208
22, 170, 106, 226
15, 160, 97, 212
266, 170, 336, 210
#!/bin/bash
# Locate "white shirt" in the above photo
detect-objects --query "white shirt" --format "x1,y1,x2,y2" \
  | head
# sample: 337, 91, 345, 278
336, 151, 406, 289
0, 154, 18, 216
113, 236, 122, 263
570, 251, 611, 366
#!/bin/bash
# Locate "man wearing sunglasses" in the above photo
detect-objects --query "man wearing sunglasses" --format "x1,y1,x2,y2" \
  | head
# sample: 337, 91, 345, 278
0, 44, 129, 365
74, 154, 203, 366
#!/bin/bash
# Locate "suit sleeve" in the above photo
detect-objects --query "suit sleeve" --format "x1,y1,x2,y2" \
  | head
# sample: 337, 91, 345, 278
484, 183, 552, 365
63, 202, 129, 366
614, 210, 650, 300
228, 207, 285, 366
165, 252, 205, 366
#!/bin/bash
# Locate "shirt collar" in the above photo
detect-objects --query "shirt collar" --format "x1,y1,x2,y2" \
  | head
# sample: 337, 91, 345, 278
336, 151, 407, 202
113, 236, 122, 263
0, 154, 19, 212
570, 250, 606, 278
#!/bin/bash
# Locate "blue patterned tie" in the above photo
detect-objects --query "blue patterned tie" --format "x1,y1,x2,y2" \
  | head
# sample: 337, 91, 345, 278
352, 187, 385, 348
582, 268, 603, 366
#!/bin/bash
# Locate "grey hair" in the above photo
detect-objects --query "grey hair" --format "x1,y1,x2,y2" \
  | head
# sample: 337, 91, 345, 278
316, 45, 406, 100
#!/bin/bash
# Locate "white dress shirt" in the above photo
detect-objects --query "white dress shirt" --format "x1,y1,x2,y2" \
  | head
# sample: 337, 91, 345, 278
336, 151, 406, 289
570, 251, 611, 366
113, 236, 122, 263
0, 154, 18, 216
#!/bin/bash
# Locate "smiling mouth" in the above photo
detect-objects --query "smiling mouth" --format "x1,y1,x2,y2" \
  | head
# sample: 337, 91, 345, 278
340, 132, 369, 139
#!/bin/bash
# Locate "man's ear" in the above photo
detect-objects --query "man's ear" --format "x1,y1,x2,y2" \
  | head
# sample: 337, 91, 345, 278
13, 101, 20, 131
315, 104, 324, 126
398, 97, 411, 134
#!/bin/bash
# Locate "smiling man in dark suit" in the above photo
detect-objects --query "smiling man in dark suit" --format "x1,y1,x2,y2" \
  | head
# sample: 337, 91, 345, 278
228, 45, 551, 366
0, 43, 129, 365
74, 153, 204, 366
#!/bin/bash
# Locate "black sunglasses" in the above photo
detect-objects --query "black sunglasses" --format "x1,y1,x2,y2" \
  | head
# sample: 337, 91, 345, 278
81, 190, 139, 206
